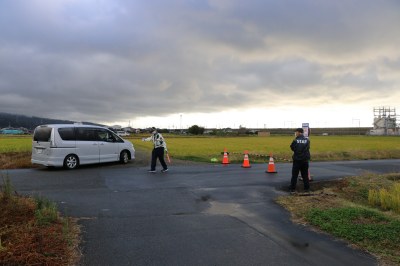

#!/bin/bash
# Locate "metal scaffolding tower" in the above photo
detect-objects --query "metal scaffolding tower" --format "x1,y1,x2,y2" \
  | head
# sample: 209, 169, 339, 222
371, 106, 399, 135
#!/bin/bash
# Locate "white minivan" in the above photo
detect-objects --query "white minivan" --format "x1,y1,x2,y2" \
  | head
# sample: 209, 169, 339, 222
31, 124, 135, 169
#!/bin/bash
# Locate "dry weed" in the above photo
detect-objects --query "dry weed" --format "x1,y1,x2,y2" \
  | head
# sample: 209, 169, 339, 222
0, 193, 81, 265
0, 152, 33, 169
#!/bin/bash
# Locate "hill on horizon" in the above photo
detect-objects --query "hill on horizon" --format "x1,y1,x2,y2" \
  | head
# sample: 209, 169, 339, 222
0, 112, 102, 130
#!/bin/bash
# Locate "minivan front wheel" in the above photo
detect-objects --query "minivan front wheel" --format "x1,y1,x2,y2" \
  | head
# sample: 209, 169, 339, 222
64, 154, 79, 169
120, 150, 129, 164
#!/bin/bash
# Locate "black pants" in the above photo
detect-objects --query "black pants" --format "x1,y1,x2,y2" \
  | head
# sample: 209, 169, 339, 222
151, 147, 168, 171
291, 160, 310, 191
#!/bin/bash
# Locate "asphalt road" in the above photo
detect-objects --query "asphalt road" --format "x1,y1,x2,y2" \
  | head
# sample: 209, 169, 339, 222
5, 159, 400, 266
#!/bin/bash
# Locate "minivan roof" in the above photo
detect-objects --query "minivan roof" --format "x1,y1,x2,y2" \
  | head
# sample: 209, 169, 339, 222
37, 124, 107, 129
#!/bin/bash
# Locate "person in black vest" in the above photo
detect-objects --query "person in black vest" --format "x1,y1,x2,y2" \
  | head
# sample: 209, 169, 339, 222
290, 128, 310, 193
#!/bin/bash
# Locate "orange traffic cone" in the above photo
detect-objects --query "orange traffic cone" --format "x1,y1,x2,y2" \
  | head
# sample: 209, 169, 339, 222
221, 148, 230, 165
241, 150, 251, 168
266, 154, 277, 173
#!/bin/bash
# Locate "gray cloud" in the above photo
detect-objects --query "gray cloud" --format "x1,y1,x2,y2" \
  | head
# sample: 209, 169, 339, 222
0, 0, 399, 126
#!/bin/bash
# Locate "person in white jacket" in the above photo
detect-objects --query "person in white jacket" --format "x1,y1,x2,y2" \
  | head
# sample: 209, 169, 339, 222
142, 127, 168, 173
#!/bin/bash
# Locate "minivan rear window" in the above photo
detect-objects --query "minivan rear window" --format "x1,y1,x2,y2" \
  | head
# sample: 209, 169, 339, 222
58, 127, 75, 141
33, 126, 52, 142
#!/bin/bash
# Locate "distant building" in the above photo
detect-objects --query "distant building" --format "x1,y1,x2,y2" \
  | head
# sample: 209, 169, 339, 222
0, 128, 25, 134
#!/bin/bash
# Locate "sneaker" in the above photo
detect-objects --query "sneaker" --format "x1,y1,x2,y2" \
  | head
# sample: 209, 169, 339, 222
298, 177, 303, 181
289, 189, 296, 194
161, 168, 169, 173
148, 170, 156, 173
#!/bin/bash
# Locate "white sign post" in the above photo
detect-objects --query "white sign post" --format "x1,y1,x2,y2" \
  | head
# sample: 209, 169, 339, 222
302, 123, 310, 138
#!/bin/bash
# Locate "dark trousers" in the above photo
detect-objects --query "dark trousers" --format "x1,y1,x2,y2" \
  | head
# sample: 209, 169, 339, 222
291, 160, 310, 191
151, 147, 168, 171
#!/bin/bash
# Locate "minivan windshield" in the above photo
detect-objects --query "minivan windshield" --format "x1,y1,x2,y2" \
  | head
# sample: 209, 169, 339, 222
33, 126, 52, 142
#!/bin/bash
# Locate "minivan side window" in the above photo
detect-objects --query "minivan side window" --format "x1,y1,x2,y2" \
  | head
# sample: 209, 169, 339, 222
33, 127, 52, 142
58, 127, 75, 141
96, 129, 112, 142
76, 128, 99, 141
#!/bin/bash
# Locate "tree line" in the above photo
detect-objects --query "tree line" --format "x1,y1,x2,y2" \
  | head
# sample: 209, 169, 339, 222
0, 112, 80, 130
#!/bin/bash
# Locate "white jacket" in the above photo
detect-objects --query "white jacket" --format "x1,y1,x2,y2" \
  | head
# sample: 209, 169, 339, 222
143, 132, 167, 150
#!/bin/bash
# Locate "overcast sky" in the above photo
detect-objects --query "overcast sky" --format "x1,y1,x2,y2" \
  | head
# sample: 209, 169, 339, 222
1, 0, 399, 129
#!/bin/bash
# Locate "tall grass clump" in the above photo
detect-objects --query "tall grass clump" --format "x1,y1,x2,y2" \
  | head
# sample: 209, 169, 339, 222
1, 172, 13, 201
35, 196, 59, 226
368, 183, 400, 213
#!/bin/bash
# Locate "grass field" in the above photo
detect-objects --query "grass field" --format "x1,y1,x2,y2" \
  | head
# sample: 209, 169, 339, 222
0, 135, 32, 153
1, 135, 400, 166
132, 135, 400, 163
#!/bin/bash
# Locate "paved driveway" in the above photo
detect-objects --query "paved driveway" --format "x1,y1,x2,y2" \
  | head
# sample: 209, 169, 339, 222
5, 159, 400, 265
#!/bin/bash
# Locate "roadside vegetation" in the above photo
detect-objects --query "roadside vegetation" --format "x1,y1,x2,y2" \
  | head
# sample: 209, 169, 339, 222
1, 134, 400, 265
276, 173, 400, 265
0, 173, 80, 265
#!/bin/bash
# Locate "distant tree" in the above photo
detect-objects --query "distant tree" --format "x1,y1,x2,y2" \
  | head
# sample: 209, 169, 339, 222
159, 128, 169, 133
188, 125, 204, 135
238, 126, 247, 135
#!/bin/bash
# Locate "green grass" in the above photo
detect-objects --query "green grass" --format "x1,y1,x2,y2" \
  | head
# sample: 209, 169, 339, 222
277, 173, 400, 265
34, 196, 59, 226
306, 207, 400, 263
